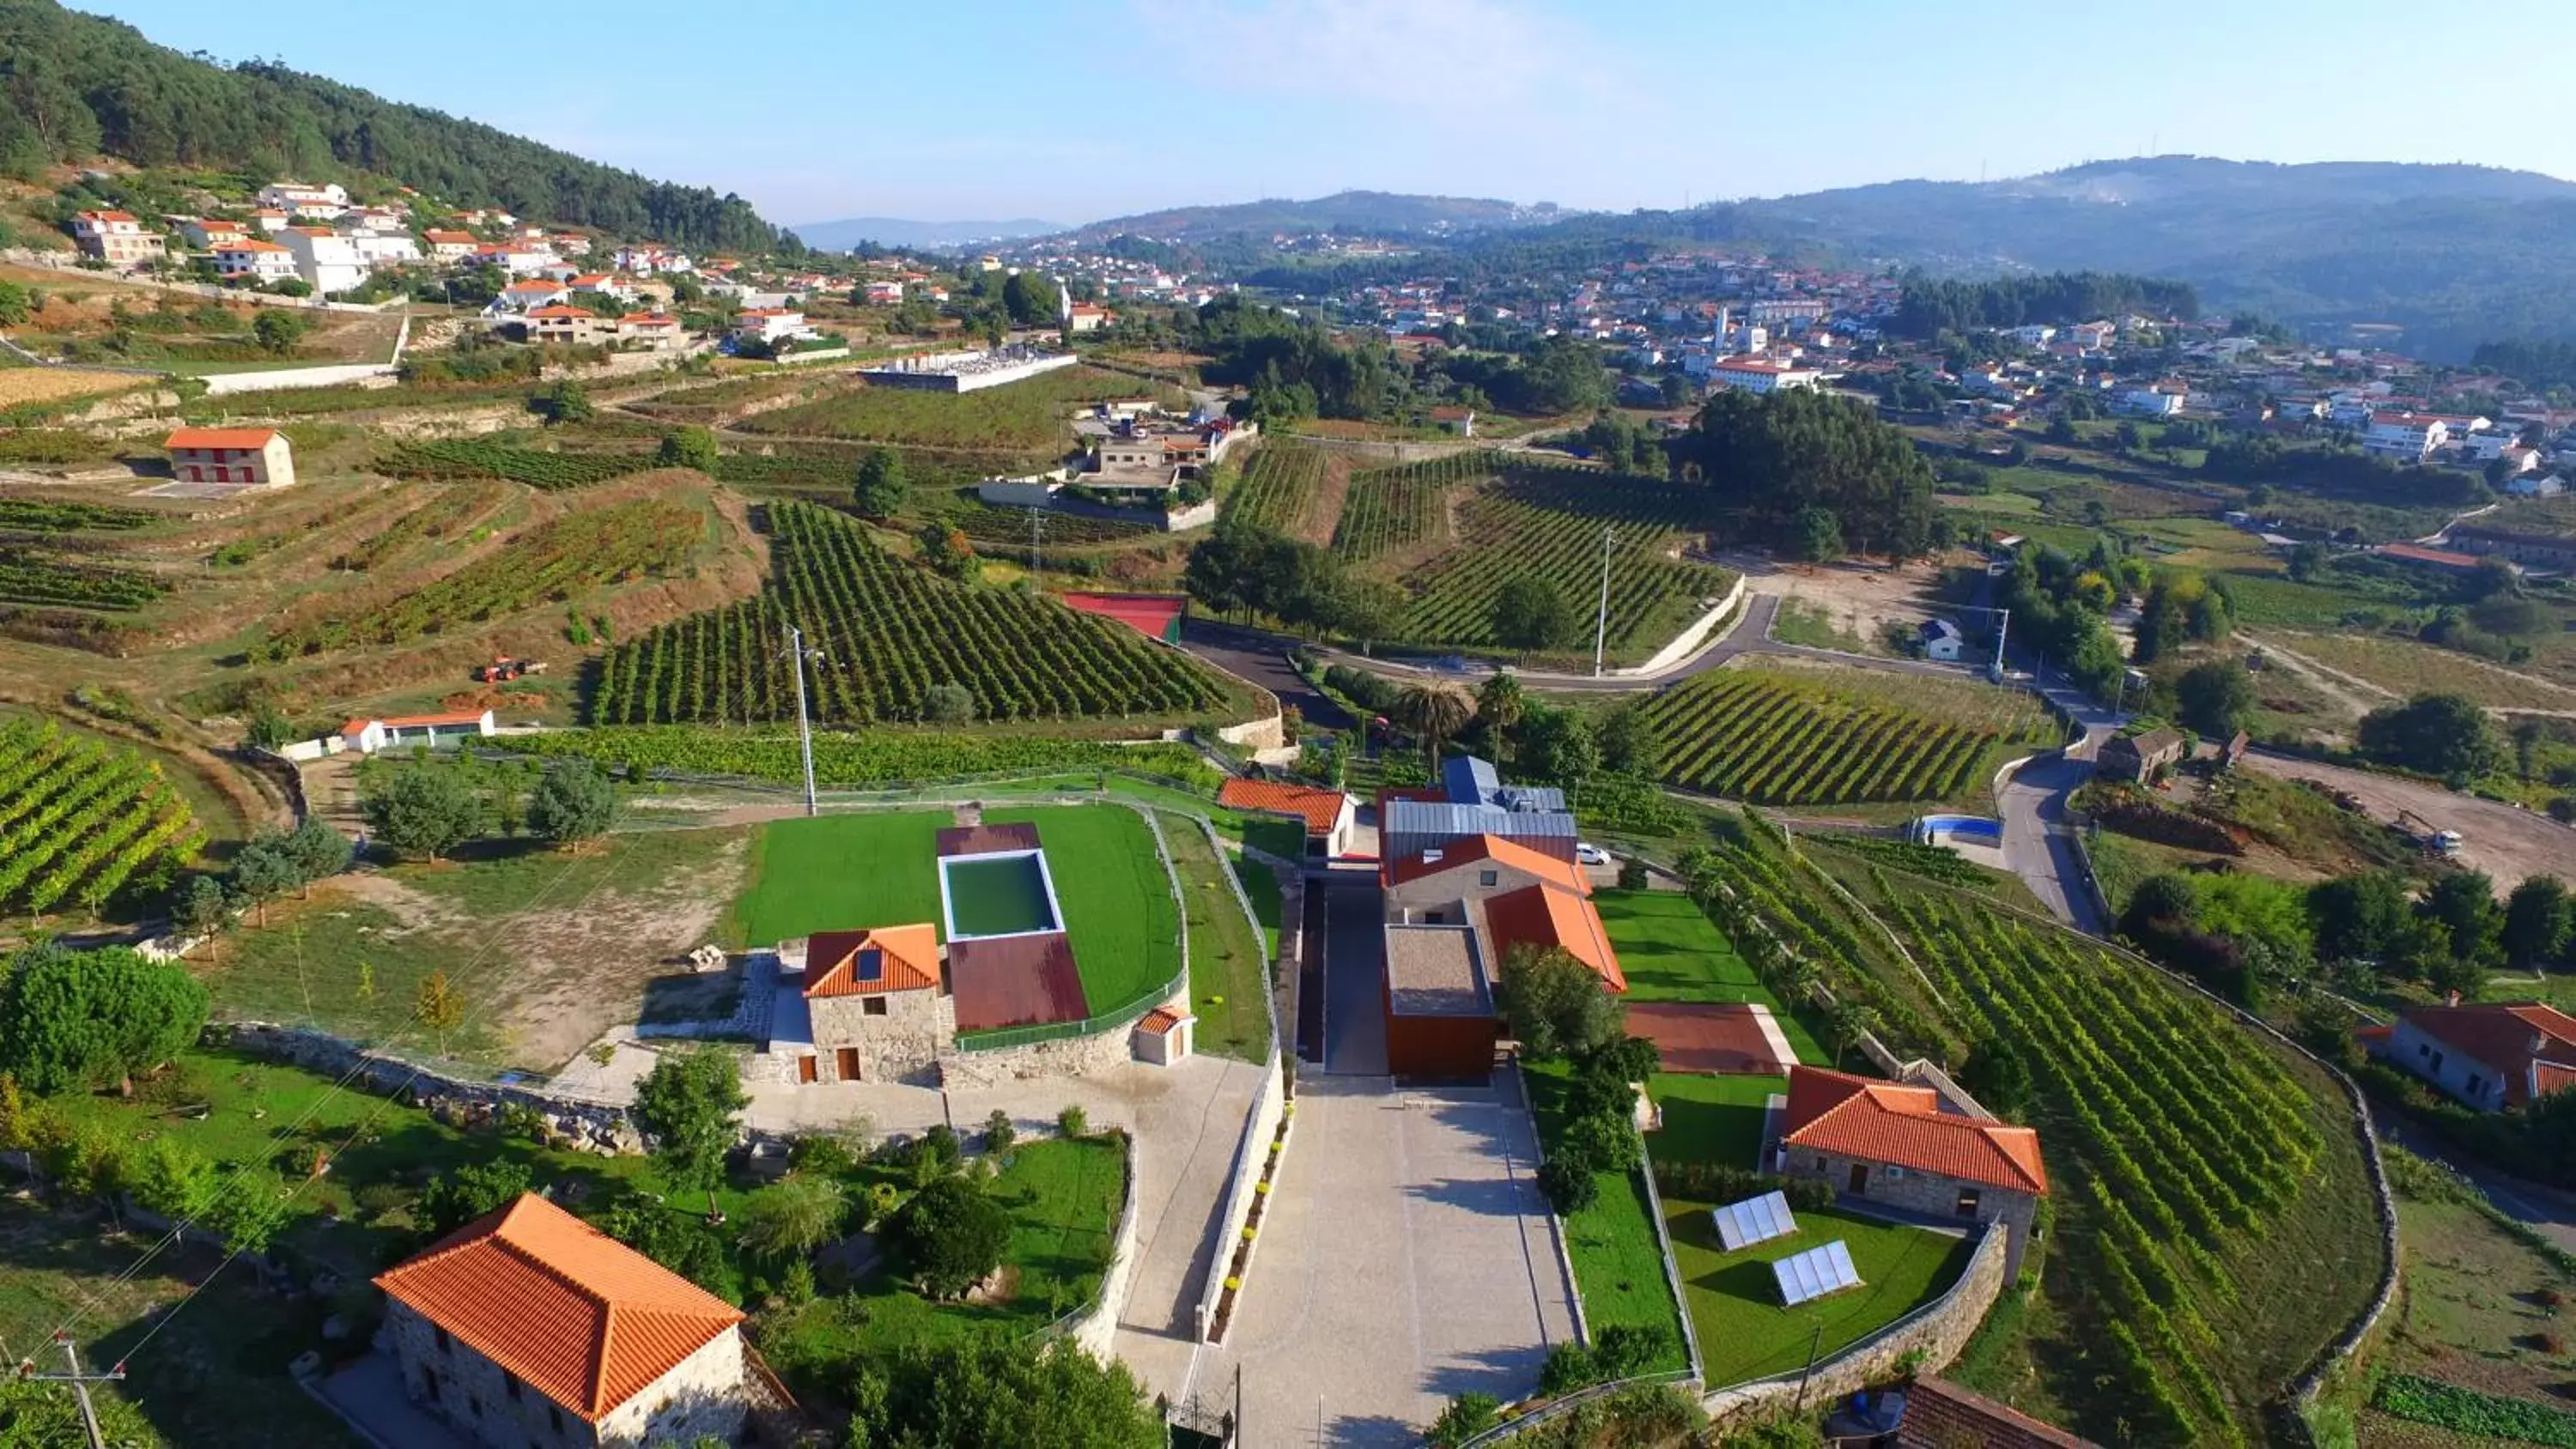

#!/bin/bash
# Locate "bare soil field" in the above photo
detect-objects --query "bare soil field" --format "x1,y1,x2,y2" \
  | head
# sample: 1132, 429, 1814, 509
2241, 751, 2576, 893
1727, 551, 1957, 652
0, 363, 147, 408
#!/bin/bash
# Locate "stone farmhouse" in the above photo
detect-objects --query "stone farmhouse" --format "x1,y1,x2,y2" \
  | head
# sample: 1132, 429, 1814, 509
2364, 1001, 2576, 1112
1771, 1064, 2049, 1277
163, 427, 295, 488
374, 1193, 769, 1448
2095, 726, 2185, 784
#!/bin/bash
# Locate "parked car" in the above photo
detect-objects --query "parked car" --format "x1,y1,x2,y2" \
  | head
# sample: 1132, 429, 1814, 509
1575, 842, 1612, 866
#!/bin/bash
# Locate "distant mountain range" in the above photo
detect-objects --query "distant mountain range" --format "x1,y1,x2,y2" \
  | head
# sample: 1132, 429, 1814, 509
793, 216, 1068, 251
1066, 189, 1561, 242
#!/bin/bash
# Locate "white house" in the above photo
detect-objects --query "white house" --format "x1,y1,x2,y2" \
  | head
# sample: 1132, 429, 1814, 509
164, 427, 295, 488
2116, 385, 2186, 417
179, 217, 249, 250
422, 229, 480, 262
258, 181, 349, 216
282, 228, 371, 295
338, 709, 495, 755
211, 238, 298, 285
2363, 412, 2448, 461
476, 245, 557, 277
2368, 1002, 2576, 1112
343, 227, 422, 267
732, 307, 810, 344
70, 210, 163, 267
496, 278, 572, 312
1710, 357, 1821, 395
1918, 618, 1966, 662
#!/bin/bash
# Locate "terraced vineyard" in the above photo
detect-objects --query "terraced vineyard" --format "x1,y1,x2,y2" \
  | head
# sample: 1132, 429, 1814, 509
260, 498, 701, 659
331, 481, 510, 572
379, 440, 656, 490
1390, 469, 1726, 654
0, 550, 169, 611
1637, 664, 2056, 805
1330, 453, 1492, 561
732, 366, 1166, 452
0, 717, 204, 917
0, 498, 155, 532
593, 500, 1231, 725
1224, 441, 1328, 533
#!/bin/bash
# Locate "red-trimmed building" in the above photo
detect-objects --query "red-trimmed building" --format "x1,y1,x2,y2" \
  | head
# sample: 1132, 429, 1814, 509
337, 709, 494, 755
2368, 1001, 2576, 1112
165, 427, 295, 488
1774, 1064, 2049, 1276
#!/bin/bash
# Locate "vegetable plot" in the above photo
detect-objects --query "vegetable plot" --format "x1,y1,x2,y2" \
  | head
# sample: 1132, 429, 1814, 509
0, 716, 204, 917
592, 501, 1230, 726
1638, 668, 2038, 805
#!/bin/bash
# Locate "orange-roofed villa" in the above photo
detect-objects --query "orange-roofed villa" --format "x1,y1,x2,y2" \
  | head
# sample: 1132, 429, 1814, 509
374, 1192, 781, 1446
163, 427, 295, 488
1771, 1064, 2049, 1276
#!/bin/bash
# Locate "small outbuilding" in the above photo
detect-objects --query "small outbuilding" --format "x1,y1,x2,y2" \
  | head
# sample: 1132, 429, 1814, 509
1132, 1004, 1195, 1065
1382, 923, 1496, 1079
339, 709, 495, 755
1917, 618, 1965, 662
1218, 778, 1357, 859
2095, 727, 2185, 783
164, 427, 295, 488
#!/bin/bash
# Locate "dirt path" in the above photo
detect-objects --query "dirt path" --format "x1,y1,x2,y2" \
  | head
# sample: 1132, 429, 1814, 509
2238, 632, 2393, 722
2240, 750, 2573, 894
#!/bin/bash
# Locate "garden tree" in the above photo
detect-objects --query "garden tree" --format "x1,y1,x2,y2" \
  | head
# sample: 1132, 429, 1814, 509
886, 1175, 1010, 1299
1535, 1153, 1599, 1216
171, 873, 231, 950
0, 943, 210, 1094
1825, 1000, 1881, 1067
225, 835, 299, 925
1959, 1038, 2033, 1119
1389, 680, 1475, 770
2503, 876, 2573, 971
657, 426, 721, 471
916, 523, 981, 582
538, 378, 592, 424
2130, 573, 2232, 664
1671, 389, 1938, 557
1491, 572, 1578, 652
983, 1107, 1017, 1156
416, 969, 465, 1052
1596, 702, 1660, 778
1425, 1393, 1505, 1448
633, 1047, 750, 1194
923, 683, 976, 724
283, 816, 353, 891
1473, 671, 1526, 764
1519, 704, 1600, 785
846, 1335, 1163, 1449
2308, 870, 2414, 962
2421, 870, 2506, 969
1000, 270, 1062, 327
586, 1186, 732, 1290
1793, 506, 1844, 563
853, 447, 908, 516
527, 761, 619, 847
417, 1159, 533, 1237
1497, 945, 1620, 1061
252, 306, 307, 355
2357, 693, 2501, 786
362, 763, 488, 860
2069, 570, 2117, 614
2287, 543, 2328, 581
2173, 660, 2257, 740
124, 1136, 219, 1222
738, 1173, 847, 1263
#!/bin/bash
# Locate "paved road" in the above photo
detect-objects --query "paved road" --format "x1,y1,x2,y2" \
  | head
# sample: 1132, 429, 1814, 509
1182, 620, 1355, 731
2239, 749, 2576, 894
2382, 1117, 2576, 1255
1195, 1073, 1577, 1446
1322, 884, 1391, 1075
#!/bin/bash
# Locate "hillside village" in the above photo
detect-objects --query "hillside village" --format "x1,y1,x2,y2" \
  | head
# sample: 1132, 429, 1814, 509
2, 6, 2576, 1449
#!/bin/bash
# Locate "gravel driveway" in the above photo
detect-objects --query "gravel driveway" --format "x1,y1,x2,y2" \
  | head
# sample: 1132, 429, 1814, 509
2240, 750, 2575, 893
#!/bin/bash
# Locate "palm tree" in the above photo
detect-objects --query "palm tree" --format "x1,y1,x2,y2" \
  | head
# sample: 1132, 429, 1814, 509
1391, 680, 1475, 773
1474, 671, 1526, 765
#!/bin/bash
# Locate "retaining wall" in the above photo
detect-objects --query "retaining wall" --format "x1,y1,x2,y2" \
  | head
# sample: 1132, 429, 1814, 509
1194, 1054, 1286, 1342
217, 1022, 641, 1154
1617, 574, 1747, 678
1700, 1221, 2010, 1426
1068, 1143, 1146, 1362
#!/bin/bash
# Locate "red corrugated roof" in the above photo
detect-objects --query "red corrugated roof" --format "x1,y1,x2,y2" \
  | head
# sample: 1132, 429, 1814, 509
1060, 592, 1187, 640
1780, 1065, 2048, 1195
804, 924, 940, 997
374, 1194, 742, 1423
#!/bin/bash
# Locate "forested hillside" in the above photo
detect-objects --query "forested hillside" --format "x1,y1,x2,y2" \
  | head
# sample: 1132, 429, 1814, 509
0, 0, 790, 253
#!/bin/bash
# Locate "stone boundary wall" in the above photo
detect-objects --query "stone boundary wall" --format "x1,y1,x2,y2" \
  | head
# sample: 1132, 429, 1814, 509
217, 1022, 641, 1153
1065, 1140, 1146, 1362
1700, 1221, 2009, 1427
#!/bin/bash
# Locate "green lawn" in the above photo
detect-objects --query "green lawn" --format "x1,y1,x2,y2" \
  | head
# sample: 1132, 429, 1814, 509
724, 805, 1180, 1018
1595, 890, 1827, 1064
1160, 812, 1273, 1061
1665, 1198, 1973, 1387
1647, 1071, 1783, 1170
1524, 1060, 1691, 1370
1233, 858, 1283, 961
943, 853, 1056, 937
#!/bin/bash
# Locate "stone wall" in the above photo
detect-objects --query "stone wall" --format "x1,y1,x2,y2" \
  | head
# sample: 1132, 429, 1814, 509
938, 994, 1165, 1089
1067, 1143, 1145, 1363
382, 1299, 750, 1448
1196, 1053, 1288, 1342
806, 988, 954, 1085
220, 1022, 641, 1155
1701, 1221, 2010, 1427
1781, 1149, 2038, 1280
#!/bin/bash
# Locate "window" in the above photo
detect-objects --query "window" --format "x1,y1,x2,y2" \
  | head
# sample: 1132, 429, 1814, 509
2417, 1043, 2430, 1059
864, 997, 890, 1016
1478, 870, 1498, 888
550, 1405, 564, 1434
505, 1373, 521, 1402
2430, 1051, 2445, 1073
434, 1326, 451, 1354
1955, 1188, 1982, 1217
423, 1373, 440, 1404
2466, 1073, 2483, 1097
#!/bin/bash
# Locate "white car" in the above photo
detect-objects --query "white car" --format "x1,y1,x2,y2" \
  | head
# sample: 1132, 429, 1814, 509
1574, 842, 1613, 866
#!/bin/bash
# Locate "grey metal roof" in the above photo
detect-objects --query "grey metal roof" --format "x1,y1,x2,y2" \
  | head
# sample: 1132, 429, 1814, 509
1437, 755, 1564, 813
1383, 800, 1578, 840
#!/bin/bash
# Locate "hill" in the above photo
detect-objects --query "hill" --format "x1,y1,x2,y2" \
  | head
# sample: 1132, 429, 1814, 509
1070, 189, 1559, 241
0, 0, 789, 253
1528, 156, 2576, 359
793, 216, 1068, 252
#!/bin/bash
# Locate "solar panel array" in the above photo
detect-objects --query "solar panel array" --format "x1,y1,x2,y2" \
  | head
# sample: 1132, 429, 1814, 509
1771, 1240, 1862, 1307
1711, 1191, 1797, 1252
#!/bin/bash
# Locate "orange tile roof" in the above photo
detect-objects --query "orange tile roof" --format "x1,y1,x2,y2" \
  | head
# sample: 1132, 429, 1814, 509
1136, 1006, 1186, 1035
164, 427, 278, 450
1387, 834, 1590, 895
1218, 779, 1349, 837
1483, 883, 1626, 993
1898, 1377, 2097, 1448
375, 1194, 741, 1422
217, 239, 289, 252
423, 229, 477, 244
528, 305, 597, 319
1780, 1066, 2046, 1195
619, 312, 677, 325
805, 923, 941, 997
2401, 1003, 2576, 1106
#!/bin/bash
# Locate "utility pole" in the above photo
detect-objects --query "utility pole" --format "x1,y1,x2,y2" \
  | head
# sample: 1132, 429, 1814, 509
25, 1332, 124, 1449
1792, 1320, 1826, 1412
1029, 504, 1043, 574
1591, 524, 1615, 678
781, 624, 821, 818
1990, 605, 2010, 679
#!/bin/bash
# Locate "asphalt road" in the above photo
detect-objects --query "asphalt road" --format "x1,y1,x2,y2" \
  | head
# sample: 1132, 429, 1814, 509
2382, 1116, 2576, 1254
1181, 619, 1354, 731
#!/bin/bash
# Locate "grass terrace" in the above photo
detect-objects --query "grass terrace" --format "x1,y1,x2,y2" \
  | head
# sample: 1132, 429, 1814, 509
1671, 1203, 1973, 1386
1523, 1058, 1692, 1373
1595, 889, 1828, 1064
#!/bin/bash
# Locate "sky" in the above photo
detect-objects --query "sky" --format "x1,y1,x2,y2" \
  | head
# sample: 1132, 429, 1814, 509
72, 0, 2576, 227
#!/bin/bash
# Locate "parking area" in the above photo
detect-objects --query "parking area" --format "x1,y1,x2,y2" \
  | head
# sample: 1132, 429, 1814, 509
1198, 1072, 1578, 1446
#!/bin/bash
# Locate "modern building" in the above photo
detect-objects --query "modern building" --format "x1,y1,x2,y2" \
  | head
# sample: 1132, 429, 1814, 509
1772, 1064, 2048, 1276
1218, 778, 1358, 859
258, 181, 349, 218
337, 709, 496, 755
213, 239, 298, 284
2116, 385, 2187, 417
732, 307, 810, 345
164, 427, 295, 488
374, 1193, 759, 1448
2362, 411, 2448, 460
1382, 921, 1498, 1078
70, 210, 164, 267
2095, 727, 2185, 783
1380, 755, 1578, 866
2366, 1002, 2576, 1112
1385, 834, 1626, 994
283, 227, 371, 294
527, 305, 607, 346
617, 312, 686, 350
1709, 357, 1822, 395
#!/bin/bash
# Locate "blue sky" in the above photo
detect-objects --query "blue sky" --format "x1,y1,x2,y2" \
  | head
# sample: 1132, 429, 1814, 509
76, 0, 2576, 227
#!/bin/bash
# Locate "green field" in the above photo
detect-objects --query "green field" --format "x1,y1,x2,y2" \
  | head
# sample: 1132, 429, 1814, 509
1162, 811, 1273, 1061
733, 366, 1176, 455
942, 853, 1057, 937
727, 805, 1177, 1018
1595, 890, 1826, 1063
1524, 1059, 1692, 1373
1667, 1200, 1973, 1385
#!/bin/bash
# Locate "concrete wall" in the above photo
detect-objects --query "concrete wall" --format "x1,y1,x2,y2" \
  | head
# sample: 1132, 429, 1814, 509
200, 361, 397, 396
1700, 1220, 2010, 1426
1618, 574, 1746, 678
1197, 1054, 1288, 1342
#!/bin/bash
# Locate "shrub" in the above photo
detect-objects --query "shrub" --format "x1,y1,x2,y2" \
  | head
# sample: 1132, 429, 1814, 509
1538, 1154, 1599, 1215
1057, 1103, 1088, 1139
1425, 1392, 1503, 1448
886, 1175, 1009, 1299
1539, 1340, 1598, 1396
982, 1108, 1016, 1157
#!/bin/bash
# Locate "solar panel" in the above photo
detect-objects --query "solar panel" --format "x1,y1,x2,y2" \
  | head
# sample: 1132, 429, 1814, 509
1711, 1191, 1797, 1252
854, 948, 884, 983
1771, 1240, 1862, 1307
